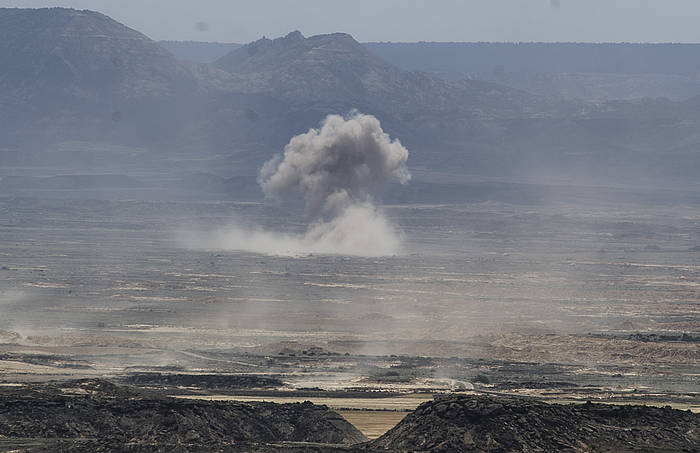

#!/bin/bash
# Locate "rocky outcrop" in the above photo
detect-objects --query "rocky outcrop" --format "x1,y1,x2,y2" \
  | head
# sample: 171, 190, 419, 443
0, 379, 367, 448
372, 394, 699, 452
1, 381, 697, 452
213, 31, 548, 120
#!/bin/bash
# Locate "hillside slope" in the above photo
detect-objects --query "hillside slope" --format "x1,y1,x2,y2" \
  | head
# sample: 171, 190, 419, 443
0, 379, 367, 448
0, 7, 200, 146
1, 9, 698, 187
214, 31, 556, 120
373, 394, 700, 452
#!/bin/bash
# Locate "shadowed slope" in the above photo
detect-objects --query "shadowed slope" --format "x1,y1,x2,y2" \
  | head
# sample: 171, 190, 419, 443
372, 394, 699, 452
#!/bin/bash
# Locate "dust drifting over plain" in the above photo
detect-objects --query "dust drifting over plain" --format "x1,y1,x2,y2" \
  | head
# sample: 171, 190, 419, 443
181, 113, 410, 257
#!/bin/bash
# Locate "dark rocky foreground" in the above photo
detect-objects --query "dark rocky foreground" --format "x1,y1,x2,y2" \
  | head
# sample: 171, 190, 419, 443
0, 379, 366, 452
0, 380, 697, 452
372, 394, 699, 453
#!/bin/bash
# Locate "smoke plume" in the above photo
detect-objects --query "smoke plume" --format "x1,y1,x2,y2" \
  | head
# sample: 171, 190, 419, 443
183, 112, 410, 257
259, 112, 410, 219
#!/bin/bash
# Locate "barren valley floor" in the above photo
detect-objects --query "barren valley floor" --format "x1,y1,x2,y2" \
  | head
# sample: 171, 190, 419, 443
0, 191, 698, 443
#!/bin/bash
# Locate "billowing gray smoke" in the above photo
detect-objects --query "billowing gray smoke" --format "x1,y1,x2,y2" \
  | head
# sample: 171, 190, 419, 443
259, 112, 410, 219
180, 112, 410, 257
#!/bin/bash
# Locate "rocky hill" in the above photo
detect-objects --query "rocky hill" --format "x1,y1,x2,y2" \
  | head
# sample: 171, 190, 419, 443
1, 8, 699, 189
0, 8, 196, 100
0, 7, 200, 146
163, 40, 700, 101
205, 31, 700, 184
0, 379, 366, 450
2, 381, 697, 452
372, 394, 699, 452
214, 31, 556, 120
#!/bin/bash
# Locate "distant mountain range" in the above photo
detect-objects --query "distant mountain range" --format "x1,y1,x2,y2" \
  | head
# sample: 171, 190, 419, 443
162, 39, 700, 77
162, 40, 700, 101
1, 7, 699, 190
365, 42, 700, 76
365, 42, 700, 101
212, 31, 559, 120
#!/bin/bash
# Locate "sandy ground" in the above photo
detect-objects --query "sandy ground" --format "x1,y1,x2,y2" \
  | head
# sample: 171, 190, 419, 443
337, 411, 409, 439
0, 195, 697, 441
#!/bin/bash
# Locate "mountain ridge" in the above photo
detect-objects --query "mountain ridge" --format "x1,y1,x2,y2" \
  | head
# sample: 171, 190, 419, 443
0, 7, 193, 99
1, 8, 699, 186
213, 30, 559, 121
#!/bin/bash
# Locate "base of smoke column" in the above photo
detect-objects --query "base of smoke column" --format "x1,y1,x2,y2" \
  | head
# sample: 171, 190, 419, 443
178, 203, 404, 257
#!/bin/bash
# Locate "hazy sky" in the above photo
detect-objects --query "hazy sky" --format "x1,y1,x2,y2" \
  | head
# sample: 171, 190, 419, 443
2, 0, 700, 44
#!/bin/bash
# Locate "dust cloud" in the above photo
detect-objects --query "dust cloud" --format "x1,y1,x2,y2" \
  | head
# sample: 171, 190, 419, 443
259, 112, 410, 218
183, 112, 410, 257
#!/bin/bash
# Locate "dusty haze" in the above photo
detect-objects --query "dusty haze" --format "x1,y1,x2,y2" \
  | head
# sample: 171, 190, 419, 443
182, 113, 409, 257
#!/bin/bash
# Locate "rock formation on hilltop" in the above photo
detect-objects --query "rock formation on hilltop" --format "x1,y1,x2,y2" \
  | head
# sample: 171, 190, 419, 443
213, 30, 552, 121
